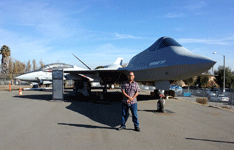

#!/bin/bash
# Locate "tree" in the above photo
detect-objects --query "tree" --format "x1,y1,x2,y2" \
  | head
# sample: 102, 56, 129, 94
231, 75, 234, 89
183, 77, 194, 86
183, 77, 194, 91
200, 76, 209, 87
26, 60, 31, 72
39, 59, 45, 68
6, 57, 13, 79
214, 66, 233, 88
170, 80, 184, 87
194, 76, 209, 88
8, 57, 13, 74
32, 59, 37, 71
227, 72, 234, 89
13, 60, 26, 74
95, 66, 105, 69
122, 63, 128, 68
0, 45, 11, 74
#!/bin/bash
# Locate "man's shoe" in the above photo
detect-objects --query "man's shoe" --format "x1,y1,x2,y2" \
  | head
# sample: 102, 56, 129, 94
135, 127, 140, 132
117, 126, 126, 131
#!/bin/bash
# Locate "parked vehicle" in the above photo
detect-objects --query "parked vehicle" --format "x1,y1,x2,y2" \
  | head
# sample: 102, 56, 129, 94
207, 92, 216, 97
217, 94, 229, 102
209, 96, 218, 101
209, 95, 229, 102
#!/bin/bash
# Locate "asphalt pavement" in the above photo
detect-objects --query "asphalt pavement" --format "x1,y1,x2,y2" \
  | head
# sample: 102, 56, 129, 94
0, 89, 234, 150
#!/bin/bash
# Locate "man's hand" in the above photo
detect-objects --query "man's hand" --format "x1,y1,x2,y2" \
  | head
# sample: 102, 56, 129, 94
127, 97, 133, 104
122, 90, 132, 100
127, 100, 130, 104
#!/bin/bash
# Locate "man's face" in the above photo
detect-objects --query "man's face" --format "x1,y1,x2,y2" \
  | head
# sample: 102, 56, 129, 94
128, 72, 135, 82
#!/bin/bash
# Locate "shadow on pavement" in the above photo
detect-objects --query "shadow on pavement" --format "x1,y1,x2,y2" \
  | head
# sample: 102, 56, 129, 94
14, 90, 159, 127
14, 94, 52, 101
57, 123, 116, 130
64, 91, 157, 102
65, 99, 122, 127
138, 109, 175, 114
64, 91, 158, 127
185, 138, 234, 144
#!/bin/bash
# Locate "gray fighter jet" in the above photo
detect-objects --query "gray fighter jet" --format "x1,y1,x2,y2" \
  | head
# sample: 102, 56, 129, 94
64, 36, 216, 94
15, 63, 87, 87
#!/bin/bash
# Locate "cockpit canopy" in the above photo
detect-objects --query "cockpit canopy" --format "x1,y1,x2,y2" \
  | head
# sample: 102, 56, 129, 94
150, 37, 182, 51
40, 63, 74, 71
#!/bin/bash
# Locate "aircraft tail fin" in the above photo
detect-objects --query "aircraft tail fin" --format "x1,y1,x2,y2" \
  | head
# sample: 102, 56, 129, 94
113, 57, 123, 66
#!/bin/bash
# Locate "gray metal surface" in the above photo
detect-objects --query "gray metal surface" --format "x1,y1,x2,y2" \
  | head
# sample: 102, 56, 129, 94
0, 90, 234, 150
64, 37, 216, 83
52, 69, 63, 100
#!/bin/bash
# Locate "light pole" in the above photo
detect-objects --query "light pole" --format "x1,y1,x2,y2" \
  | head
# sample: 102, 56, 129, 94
213, 52, 225, 93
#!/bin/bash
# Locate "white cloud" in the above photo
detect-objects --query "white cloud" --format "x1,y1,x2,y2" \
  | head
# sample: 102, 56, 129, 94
185, 1, 206, 10
0, 27, 52, 63
165, 1, 207, 18
85, 43, 137, 58
78, 43, 138, 68
0, 0, 89, 64
164, 13, 186, 18
177, 38, 233, 45
172, 27, 185, 32
0, 0, 81, 39
114, 33, 141, 39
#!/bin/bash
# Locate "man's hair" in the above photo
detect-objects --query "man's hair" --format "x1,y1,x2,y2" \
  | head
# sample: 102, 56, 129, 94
129, 71, 134, 76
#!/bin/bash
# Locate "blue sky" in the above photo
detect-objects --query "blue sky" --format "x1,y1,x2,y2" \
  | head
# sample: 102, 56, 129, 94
0, 0, 234, 71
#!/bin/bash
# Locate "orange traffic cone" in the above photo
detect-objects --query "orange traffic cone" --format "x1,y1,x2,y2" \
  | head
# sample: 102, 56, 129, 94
18, 87, 22, 95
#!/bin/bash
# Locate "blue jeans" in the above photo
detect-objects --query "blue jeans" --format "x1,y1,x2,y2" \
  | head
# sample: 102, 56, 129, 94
121, 103, 139, 128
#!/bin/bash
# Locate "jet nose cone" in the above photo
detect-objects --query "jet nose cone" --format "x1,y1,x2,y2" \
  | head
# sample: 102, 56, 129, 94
15, 74, 27, 80
195, 55, 216, 67
171, 47, 216, 79
15, 75, 21, 80
173, 46, 216, 67
207, 59, 216, 66
188, 54, 216, 73
200, 58, 216, 71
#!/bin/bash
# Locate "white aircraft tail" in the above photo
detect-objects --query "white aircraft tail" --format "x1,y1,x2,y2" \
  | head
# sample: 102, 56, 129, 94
113, 57, 123, 66
98, 57, 124, 70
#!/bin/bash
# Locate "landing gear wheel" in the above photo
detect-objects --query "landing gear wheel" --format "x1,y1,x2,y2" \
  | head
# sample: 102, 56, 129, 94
157, 100, 164, 113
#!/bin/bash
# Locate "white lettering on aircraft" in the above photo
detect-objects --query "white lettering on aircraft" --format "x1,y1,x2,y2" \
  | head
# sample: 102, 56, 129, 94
149, 60, 166, 66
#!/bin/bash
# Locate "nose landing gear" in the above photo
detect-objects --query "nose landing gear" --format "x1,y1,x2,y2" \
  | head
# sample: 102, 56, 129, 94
157, 94, 165, 113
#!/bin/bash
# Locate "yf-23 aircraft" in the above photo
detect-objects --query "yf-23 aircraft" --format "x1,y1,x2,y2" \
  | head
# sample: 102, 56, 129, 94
65, 37, 216, 95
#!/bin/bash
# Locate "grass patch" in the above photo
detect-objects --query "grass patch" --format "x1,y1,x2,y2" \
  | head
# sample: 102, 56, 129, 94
221, 106, 230, 109
196, 97, 208, 104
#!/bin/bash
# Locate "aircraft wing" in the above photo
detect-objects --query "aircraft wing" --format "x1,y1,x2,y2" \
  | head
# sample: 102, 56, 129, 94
64, 68, 129, 84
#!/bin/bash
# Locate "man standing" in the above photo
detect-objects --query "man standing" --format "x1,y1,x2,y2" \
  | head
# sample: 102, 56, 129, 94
118, 71, 140, 132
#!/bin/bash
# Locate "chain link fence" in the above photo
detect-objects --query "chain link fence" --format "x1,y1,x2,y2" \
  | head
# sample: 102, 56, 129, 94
180, 88, 234, 109
138, 84, 234, 109
183, 88, 234, 100
0, 73, 22, 85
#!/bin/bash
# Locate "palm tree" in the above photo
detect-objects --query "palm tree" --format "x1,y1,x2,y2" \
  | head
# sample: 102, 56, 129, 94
0, 45, 11, 74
